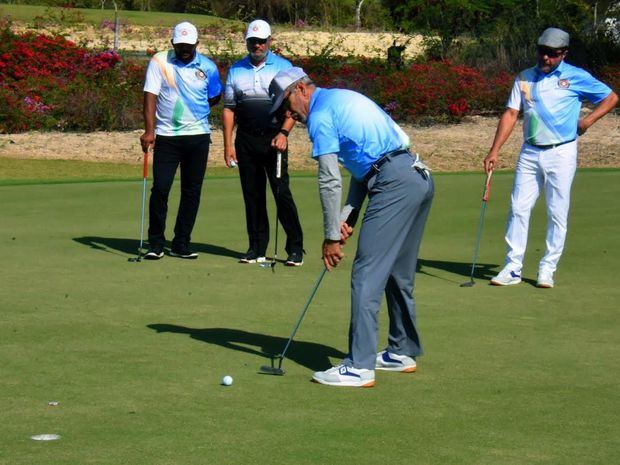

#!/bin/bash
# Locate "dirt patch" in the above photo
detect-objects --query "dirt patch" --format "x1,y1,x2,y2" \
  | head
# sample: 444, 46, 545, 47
12, 23, 423, 60
1, 114, 618, 172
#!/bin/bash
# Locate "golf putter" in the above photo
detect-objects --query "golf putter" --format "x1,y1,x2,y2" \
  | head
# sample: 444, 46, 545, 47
272, 151, 282, 272
128, 151, 149, 263
259, 267, 328, 375
461, 170, 493, 286
262, 151, 282, 272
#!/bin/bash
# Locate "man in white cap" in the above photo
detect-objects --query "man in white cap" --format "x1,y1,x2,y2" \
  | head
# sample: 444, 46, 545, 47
222, 19, 304, 266
270, 67, 434, 387
485, 27, 617, 288
140, 22, 222, 260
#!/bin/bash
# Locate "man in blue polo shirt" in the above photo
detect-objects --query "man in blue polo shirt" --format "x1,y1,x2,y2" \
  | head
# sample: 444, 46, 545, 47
223, 19, 304, 266
140, 22, 222, 259
484, 28, 618, 288
270, 68, 434, 387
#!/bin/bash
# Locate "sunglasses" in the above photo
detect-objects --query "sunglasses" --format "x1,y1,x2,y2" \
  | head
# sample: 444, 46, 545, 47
247, 38, 268, 46
537, 46, 565, 58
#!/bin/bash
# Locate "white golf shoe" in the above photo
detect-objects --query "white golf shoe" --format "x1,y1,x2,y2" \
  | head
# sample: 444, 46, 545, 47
537, 270, 554, 288
375, 350, 417, 372
490, 267, 522, 286
312, 364, 375, 387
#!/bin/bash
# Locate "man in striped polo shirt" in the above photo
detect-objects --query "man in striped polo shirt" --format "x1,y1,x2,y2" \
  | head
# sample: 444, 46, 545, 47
223, 20, 304, 266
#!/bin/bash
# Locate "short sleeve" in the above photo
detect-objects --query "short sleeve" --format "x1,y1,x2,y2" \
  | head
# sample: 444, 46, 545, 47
143, 57, 163, 95
506, 76, 522, 111
206, 61, 223, 99
309, 110, 340, 158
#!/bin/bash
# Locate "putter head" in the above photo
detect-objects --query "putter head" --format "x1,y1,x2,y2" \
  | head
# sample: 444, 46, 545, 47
460, 280, 475, 287
258, 365, 285, 376
127, 257, 141, 263
258, 354, 284, 375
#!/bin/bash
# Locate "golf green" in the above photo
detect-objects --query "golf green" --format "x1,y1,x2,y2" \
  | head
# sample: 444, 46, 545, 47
1, 169, 618, 464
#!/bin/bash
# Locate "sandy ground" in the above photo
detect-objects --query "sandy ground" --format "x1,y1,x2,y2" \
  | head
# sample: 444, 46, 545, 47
1, 115, 618, 172
13, 23, 424, 60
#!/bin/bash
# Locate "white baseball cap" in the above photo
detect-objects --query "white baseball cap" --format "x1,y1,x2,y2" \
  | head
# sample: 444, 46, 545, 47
246, 19, 271, 40
269, 67, 308, 113
172, 22, 198, 45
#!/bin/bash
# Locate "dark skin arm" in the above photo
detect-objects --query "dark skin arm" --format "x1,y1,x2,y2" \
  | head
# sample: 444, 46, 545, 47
139, 91, 157, 153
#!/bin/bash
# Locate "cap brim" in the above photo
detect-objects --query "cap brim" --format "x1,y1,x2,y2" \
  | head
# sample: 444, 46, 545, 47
246, 34, 270, 40
270, 94, 286, 114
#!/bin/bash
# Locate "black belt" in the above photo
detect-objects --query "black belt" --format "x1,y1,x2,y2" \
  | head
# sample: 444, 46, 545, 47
364, 149, 410, 183
529, 138, 575, 149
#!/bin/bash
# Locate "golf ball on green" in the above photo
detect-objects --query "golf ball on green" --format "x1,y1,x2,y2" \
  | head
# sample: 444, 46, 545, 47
222, 375, 233, 386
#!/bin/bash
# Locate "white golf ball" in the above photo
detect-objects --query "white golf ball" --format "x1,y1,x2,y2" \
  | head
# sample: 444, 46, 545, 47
222, 375, 233, 386
229, 160, 237, 168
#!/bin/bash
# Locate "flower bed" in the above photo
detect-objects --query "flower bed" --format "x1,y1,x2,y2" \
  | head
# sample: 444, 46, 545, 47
5, 28, 617, 134
0, 28, 143, 132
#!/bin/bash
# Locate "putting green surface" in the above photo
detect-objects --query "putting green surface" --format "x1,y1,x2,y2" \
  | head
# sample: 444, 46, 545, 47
1, 170, 618, 464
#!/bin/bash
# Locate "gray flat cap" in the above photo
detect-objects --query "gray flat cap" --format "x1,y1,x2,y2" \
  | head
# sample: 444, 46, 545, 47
538, 28, 569, 48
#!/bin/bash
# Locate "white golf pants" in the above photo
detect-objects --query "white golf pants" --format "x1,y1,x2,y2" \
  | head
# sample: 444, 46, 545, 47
503, 141, 577, 274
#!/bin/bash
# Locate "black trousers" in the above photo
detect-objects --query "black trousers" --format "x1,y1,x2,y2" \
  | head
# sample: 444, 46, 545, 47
235, 130, 303, 256
148, 134, 210, 250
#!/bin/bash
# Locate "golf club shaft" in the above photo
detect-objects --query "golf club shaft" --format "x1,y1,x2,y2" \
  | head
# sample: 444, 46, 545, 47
279, 267, 328, 364
137, 151, 149, 256
273, 151, 282, 268
467, 170, 493, 280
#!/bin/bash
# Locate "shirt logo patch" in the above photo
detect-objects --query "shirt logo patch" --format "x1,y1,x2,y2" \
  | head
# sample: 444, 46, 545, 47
195, 70, 206, 80
558, 79, 570, 89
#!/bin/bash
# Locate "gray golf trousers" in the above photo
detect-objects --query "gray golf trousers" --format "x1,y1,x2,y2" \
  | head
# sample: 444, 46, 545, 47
343, 152, 434, 370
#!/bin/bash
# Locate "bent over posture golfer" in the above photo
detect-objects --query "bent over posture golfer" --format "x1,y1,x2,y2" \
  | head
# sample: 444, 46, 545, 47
270, 68, 434, 387
140, 22, 222, 260
485, 28, 617, 288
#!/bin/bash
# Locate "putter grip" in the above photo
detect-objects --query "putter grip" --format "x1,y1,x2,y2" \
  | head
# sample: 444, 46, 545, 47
143, 152, 149, 178
482, 170, 493, 202
276, 151, 282, 179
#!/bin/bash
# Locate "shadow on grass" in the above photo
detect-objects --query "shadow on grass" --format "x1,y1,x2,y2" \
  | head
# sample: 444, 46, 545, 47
73, 236, 240, 259
417, 258, 499, 282
147, 324, 346, 372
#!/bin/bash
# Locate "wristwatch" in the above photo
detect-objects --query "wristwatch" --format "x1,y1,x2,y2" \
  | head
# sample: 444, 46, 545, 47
279, 129, 290, 137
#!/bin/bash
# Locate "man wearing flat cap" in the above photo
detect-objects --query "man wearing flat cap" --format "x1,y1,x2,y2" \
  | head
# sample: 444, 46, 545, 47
223, 19, 304, 266
485, 27, 618, 288
140, 21, 222, 260
270, 67, 434, 387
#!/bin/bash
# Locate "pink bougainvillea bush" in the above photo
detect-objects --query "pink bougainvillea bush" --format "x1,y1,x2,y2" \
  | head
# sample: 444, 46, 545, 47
0, 28, 143, 132
7, 28, 617, 133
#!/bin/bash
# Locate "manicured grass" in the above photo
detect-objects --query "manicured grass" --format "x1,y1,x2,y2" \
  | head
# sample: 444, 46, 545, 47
0, 157, 247, 185
1, 169, 618, 464
0, 3, 240, 28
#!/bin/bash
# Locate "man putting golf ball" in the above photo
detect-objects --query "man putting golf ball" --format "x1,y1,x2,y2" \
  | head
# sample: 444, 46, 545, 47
269, 68, 434, 387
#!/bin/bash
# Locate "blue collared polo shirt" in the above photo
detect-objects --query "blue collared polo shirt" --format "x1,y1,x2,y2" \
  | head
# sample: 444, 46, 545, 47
144, 50, 222, 136
307, 88, 410, 181
507, 60, 612, 145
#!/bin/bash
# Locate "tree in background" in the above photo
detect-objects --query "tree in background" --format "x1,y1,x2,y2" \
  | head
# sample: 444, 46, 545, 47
382, 0, 619, 71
